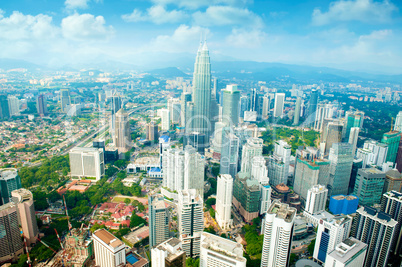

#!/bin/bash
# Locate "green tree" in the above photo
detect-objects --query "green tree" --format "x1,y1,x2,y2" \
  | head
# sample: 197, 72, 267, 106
308, 239, 316, 255
124, 198, 131, 205
130, 214, 147, 228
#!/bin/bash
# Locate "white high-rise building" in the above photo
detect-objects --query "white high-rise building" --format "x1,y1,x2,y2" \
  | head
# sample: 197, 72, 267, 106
200, 232, 246, 267
305, 185, 328, 215
240, 138, 263, 175
114, 108, 131, 153
69, 147, 105, 181
220, 128, 240, 178
262, 95, 270, 119
313, 215, 352, 264
7, 96, 20, 116
151, 238, 186, 266
356, 140, 388, 168
216, 174, 233, 230
93, 229, 126, 267
395, 111, 402, 132
158, 108, 170, 131
251, 156, 271, 214
168, 98, 181, 124
178, 189, 204, 258
148, 194, 170, 248
268, 140, 291, 186
325, 237, 367, 267
273, 93, 285, 117
261, 201, 296, 267
348, 127, 360, 157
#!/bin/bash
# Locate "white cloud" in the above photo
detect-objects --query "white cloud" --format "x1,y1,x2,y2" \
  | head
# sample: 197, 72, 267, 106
150, 24, 210, 52
122, 5, 188, 24
0, 11, 58, 40
193, 6, 263, 28
151, 0, 251, 9
65, 0, 90, 10
61, 13, 114, 41
312, 0, 398, 25
226, 28, 267, 48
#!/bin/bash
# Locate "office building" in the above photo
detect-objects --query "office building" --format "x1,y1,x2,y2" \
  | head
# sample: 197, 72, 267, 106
93, 229, 126, 267
240, 95, 249, 119
220, 129, 240, 178
262, 95, 270, 119
356, 140, 388, 168
181, 92, 192, 127
314, 103, 337, 132
158, 108, 170, 131
268, 140, 291, 186
323, 122, 344, 154
178, 189, 204, 258
348, 127, 359, 157
60, 89, 71, 112
0, 168, 21, 205
191, 41, 212, 142
396, 138, 402, 173
293, 97, 301, 125
151, 238, 186, 267
261, 201, 297, 267
146, 122, 159, 142
69, 147, 105, 181
348, 159, 363, 195
222, 85, 240, 126
212, 121, 225, 153
313, 215, 352, 263
344, 110, 364, 140
328, 143, 353, 196
36, 94, 48, 116
329, 195, 359, 215
216, 174, 233, 230
352, 206, 397, 267
381, 191, 402, 265
293, 158, 330, 200
11, 189, 39, 246
240, 138, 263, 175
114, 108, 131, 153
149, 194, 170, 248
395, 111, 402, 132
381, 130, 401, 163
7, 95, 19, 116
308, 89, 318, 120
353, 168, 385, 206
0, 95, 10, 119
305, 185, 328, 215
325, 237, 367, 267
0, 202, 24, 263
183, 132, 207, 153
251, 156, 269, 185
273, 93, 285, 117
383, 169, 402, 194
232, 172, 260, 222
168, 98, 181, 124
200, 232, 246, 267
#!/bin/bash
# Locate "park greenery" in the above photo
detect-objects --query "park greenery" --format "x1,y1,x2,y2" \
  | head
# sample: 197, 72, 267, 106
242, 217, 264, 266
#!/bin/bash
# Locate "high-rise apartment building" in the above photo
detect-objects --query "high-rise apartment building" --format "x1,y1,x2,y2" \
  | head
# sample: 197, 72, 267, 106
381, 130, 401, 163
7, 95, 19, 116
36, 94, 48, 116
0, 202, 24, 263
325, 237, 367, 267
11, 189, 39, 246
191, 42, 212, 142
168, 98, 181, 124
0, 95, 10, 119
222, 85, 240, 126
60, 89, 71, 112
146, 122, 159, 142
149, 194, 170, 248
93, 229, 126, 267
293, 158, 330, 200
313, 215, 352, 263
394, 111, 402, 132
261, 201, 296, 267
268, 140, 291, 186
114, 108, 131, 153
328, 143, 353, 196
0, 168, 21, 205
293, 97, 301, 125
352, 206, 397, 267
305, 185, 328, 215
69, 147, 105, 181
356, 140, 388, 168
353, 168, 385, 206
273, 93, 285, 117
178, 189, 204, 258
348, 127, 360, 157
220, 128, 240, 178
314, 103, 337, 132
151, 238, 186, 267
232, 172, 261, 222
240, 138, 263, 175
216, 174, 233, 230
200, 232, 246, 267
158, 108, 170, 131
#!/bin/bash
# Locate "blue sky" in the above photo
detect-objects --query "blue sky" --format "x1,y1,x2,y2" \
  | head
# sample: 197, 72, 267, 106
0, 0, 401, 73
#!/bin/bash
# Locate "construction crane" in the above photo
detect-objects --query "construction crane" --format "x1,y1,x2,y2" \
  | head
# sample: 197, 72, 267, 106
35, 236, 58, 254
63, 195, 72, 231
23, 236, 32, 267
54, 229, 64, 250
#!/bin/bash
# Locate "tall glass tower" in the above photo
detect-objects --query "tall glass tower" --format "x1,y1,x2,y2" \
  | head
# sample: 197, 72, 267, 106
191, 42, 211, 142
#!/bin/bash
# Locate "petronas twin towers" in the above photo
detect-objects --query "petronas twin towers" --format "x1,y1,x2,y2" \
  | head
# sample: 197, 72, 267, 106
190, 41, 212, 141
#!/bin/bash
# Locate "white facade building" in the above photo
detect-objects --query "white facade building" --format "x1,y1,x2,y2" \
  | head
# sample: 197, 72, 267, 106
395, 111, 402, 132
168, 98, 181, 124
7, 96, 20, 116
93, 229, 126, 267
348, 127, 360, 157
268, 140, 291, 186
216, 174, 233, 230
151, 238, 186, 267
261, 201, 296, 267
158, 108, 171, 131
69, 147, 105, 181
240, 138, 263, 175
305, 185, 328, 215
200, 232, 246, 267
273, 93, 285, 117
356, 140, 388, 168
325, 237, 367, 267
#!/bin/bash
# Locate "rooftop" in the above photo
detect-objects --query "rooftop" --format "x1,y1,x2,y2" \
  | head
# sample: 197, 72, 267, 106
0, 168, 18, 180
93, 229, 124, 248
268, 201, 296, 222
327, 237, 367, 263
201, 232, 246, 262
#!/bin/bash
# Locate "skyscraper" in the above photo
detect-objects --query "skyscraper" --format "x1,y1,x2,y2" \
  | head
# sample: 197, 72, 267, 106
240, 95, 249, 119
200, 232, 246, 267
178, 189, 204, 258
149, 194, 170, 248
191, 41, 212, 142
146, 122, 159, 142
293, 97, 301, 125
308, 89, 318, 120
323, 121, 343, 154
383, 169, 402, 194
0, 95, 10, 119
222, 85, 240, 126
344, 110, 364, 141
325, 237, 367, 267
36, 94, 48, 116
7, 95, 19, 116
232, 172, 261, 222
0, 202, 24, 263
305, 185, 328, 215
328, 143, 353, 196
352, 206, 397, 267
381, 130, 401, 163
273, 93, 285, 117
268, 140, 291, 186
69, 147, 105, 181
93, 229, 126, 267
216, 174, 234, 230
11, 189, 39, 246
181, 92, 192, 127
261, 200, 296, 267
353, 168, 385, 206
348, 127, 360, 157
0, 168, 21, 206
158, 108, 170, 131
240, 137, 263, 175
220, 128, 240, 178
394, 111, 402, 132
114, 108, 131, 153
60, 89, 71, 112
168, 98, 181, 124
